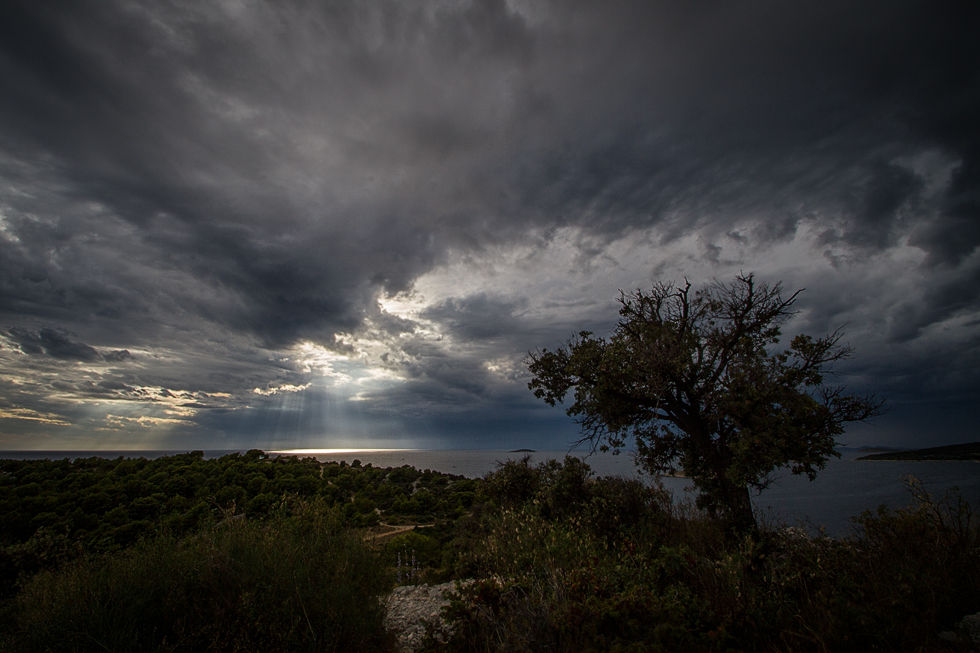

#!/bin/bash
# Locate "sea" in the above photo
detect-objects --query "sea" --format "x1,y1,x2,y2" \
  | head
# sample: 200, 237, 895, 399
3, 448, 977, 537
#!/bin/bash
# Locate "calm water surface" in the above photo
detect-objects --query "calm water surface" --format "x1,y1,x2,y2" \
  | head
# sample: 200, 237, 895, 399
4, 448, 977, 537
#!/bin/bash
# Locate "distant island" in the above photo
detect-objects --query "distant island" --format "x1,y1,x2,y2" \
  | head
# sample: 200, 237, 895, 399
843, 446, 905, 455
856, 441, 980, 461
509, 448, 536, 453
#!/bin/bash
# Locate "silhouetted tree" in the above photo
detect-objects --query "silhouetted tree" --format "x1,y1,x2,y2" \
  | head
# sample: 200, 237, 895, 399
527, 274, 884, 533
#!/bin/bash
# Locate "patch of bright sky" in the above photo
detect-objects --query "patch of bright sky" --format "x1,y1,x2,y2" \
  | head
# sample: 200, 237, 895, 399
383, 223, 838, 325
0, 208, 17, 242
290, 340, 401, 390
371, 216, 943, 369
0, 407, 71, 426
252, 383, 311, 396
292, 341, 352, 379
271, 448, 416, 455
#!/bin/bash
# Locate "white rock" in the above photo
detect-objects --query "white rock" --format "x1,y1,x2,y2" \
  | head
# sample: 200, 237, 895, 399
385, 582, 458, 653
959, 612, 980, 645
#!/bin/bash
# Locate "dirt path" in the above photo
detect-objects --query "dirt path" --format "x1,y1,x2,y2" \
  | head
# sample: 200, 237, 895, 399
364, 523, 423, 544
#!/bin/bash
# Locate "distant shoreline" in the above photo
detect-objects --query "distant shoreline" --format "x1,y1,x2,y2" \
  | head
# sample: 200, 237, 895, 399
856, 441, 980, 462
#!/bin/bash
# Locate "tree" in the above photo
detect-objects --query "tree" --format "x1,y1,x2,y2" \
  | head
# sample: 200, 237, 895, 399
526, 274, 884, 533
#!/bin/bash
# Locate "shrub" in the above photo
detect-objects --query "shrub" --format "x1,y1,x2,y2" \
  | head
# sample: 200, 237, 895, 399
482, 456, 541, 508
437, 462, 980, 653
0, 502, 394, 653
754, 479, 980, 651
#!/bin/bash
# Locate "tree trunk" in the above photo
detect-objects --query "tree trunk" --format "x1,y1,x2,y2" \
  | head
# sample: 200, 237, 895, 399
722, 480, 756, 535
705, 448, 758, 535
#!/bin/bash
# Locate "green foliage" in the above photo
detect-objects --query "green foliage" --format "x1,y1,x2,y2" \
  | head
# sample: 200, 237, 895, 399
480, 455, 672, 538
384, 520, 468, 585
526, 274, 884, 532
0, 452, 475, 590
0, 501, 394, 653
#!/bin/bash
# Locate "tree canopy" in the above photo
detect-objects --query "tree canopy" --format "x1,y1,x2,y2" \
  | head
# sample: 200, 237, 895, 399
526, 274, 884, 532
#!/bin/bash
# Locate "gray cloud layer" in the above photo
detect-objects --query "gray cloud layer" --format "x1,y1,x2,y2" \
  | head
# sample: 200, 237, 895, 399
0, 0, 977, 449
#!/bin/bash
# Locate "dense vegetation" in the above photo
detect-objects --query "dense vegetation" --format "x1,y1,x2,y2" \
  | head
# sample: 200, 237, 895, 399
0, 450, 477, 597
1, 451, 978, 652
3, 505, 392, 653
431, 457, 980, 652
0, 451, 476, 652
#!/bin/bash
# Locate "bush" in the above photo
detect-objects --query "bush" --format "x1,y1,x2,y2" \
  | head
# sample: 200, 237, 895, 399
0, 502, 395, 653
436, 462, 980, 653
757, 479, 980, 651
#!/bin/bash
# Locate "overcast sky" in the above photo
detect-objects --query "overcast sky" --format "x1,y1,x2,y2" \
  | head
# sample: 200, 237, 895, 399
1, 0, 977, 452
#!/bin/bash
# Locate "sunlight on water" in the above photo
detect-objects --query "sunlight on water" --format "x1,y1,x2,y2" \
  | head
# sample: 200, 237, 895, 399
270, 448, 419, 455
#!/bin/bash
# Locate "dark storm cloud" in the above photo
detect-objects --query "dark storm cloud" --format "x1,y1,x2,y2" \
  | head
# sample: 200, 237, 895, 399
0, 0, 978, 447
7, 328, 102, 362
421, 293, 529, 340
910, 154, 980, 266
885, 266, 980, 343
4, 327, 133, 363
842, 162, 923, 251
2, 1, 976, 332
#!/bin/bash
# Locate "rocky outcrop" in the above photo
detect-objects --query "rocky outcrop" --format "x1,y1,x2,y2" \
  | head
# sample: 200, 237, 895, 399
938, 612, 980, 649
960, 612, 980, 645
385, 583, 457, 652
